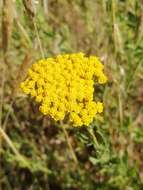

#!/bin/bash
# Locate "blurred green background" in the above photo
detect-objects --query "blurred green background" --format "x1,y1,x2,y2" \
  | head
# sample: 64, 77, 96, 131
0, 0, 143, 189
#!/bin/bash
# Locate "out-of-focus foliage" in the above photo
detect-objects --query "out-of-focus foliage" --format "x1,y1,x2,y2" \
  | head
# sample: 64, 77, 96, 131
0, 0, 143, 189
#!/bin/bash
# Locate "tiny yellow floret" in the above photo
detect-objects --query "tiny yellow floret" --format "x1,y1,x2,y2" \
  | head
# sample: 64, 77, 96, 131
20, 53, 107, 127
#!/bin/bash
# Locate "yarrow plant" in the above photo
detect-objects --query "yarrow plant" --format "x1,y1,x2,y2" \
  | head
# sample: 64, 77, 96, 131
20, 53, 107, 127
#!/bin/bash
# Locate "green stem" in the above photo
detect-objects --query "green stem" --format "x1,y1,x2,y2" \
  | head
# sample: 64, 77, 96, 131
87, 127, 99, 149
61, 123, 78, 164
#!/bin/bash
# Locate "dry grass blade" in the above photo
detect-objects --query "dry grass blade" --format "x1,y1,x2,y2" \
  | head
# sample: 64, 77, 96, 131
2, 0, 14, 59
0, 127, 29, 167
136, 0, 143, 43
23, 0, 45, 58
43, 0, 48, 16
15, 18, 32, 46
23, 0, 36, 18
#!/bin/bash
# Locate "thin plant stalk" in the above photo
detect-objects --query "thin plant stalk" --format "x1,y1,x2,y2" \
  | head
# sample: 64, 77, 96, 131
111, 0, 117, 53
87, 127, 99, 150
61, 123, 78, 164
0, 127, 29, 167
33, 20, 45, 59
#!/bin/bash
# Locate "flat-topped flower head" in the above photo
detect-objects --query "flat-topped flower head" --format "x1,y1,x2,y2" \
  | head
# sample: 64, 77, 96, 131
20, 53, 107, 127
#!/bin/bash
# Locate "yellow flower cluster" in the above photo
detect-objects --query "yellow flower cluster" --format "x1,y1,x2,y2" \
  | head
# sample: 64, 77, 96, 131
20, 53, 107, 127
